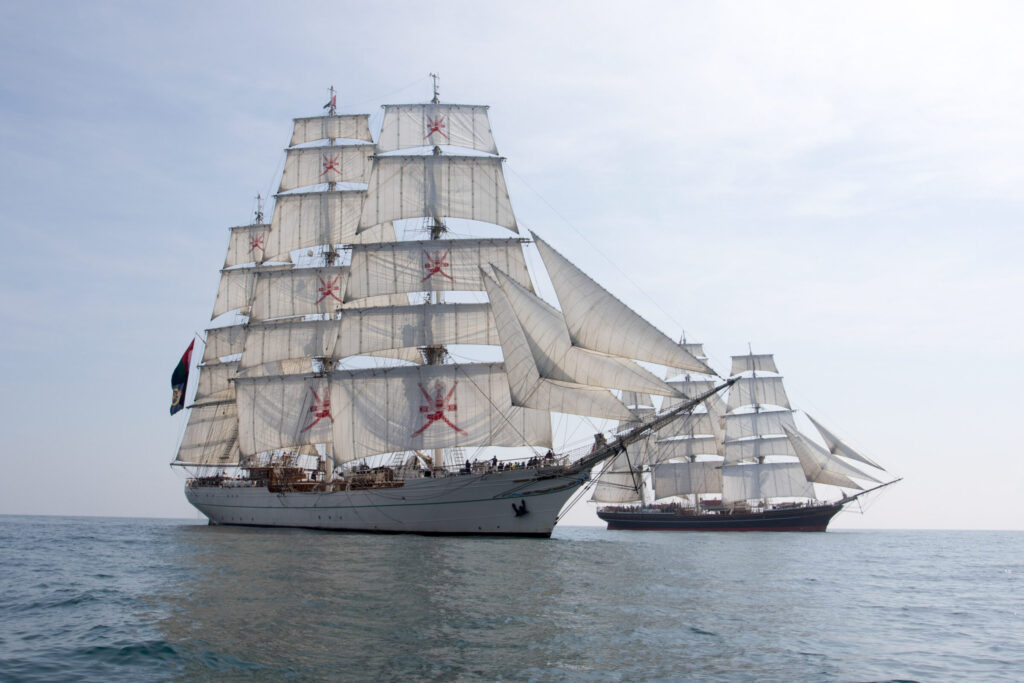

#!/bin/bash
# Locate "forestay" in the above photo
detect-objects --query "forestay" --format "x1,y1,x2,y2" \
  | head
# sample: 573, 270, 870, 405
492, 267, 677, 397
482, 270, 633, 420
531, 233, 713, 374
279, 144, 375, 191
290, 114, 373, 146
806, 414, 883, 469
721, 463, 815, 504
346, 239, 531, 300
783, 426, 878, 489
377, 104, 498, 154
358, 156, 518, 233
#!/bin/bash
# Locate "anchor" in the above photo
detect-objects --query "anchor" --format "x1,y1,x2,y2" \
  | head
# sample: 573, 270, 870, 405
512, 499, 529, 517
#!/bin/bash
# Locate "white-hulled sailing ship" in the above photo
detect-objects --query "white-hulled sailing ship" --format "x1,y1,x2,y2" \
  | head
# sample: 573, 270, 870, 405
594, 349, 899, 531
172, 82, 730, 536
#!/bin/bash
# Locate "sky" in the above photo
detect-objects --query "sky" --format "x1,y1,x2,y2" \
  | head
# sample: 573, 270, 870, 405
1, 1, 1022, 530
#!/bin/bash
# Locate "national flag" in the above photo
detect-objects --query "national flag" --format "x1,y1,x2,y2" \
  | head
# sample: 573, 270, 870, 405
170, 339, 195, 415
323, 94, 336, 110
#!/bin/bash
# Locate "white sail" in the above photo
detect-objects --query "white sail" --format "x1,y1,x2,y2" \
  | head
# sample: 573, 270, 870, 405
783, 426, 878, 489
722, 435, 797, 465
679, 343, 706, 360
358, 155, 518, 233
621, 391, 655, 414
661, 378, 718, 410
655, 435, 721, 461
240, 304, 497, 369
175, 399, 239, 466
235, 374, 336, 456
721, 463, 815, 504
591, 455, 644, 504
224, 224, 273, 268
290, 114, 373, 146
377, 104, 498, 153
194, 361, 238, 403
211, 265, 291, 319
266, 191, 383, 261
653, 461, 723, 497
730, 353, 779, 376
531, 233, 714, 374
493, 267, 678, 397
655, 412, 715, 438
346, 238, 531, 300
723, 410, 796, 440
727, 376, 791, 410
249, 266, 350, 321
279, 144, 375, 191
202, 325, 247, 364
482, 269, 633, 420
331, 363, 552, 462
806, 414, 884, 469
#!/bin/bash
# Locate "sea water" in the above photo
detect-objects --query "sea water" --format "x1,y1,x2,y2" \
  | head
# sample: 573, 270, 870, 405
0, 515, 1021, 682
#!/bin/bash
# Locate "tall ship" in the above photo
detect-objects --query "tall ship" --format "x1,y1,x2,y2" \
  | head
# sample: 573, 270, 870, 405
170, 81, 729, 536
593, 349, 899, 531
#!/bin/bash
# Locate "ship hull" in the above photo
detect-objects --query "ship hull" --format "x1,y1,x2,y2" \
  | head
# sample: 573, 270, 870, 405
597, 503, 844, 532
186, 469, 587, 537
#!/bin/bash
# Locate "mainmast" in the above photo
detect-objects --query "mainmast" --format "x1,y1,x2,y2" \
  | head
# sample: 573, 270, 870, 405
426, 73, 447, 469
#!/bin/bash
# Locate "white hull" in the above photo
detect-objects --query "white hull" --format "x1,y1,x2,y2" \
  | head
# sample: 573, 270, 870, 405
186, 469, 587, 536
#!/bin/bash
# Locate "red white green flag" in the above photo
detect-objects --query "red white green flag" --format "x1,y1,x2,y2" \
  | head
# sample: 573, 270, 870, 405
169, 339, 195, 415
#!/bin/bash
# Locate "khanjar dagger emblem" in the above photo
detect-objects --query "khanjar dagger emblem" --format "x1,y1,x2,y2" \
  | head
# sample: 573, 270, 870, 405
248, 232, 266, 255
315, 276, 343, 304
411, 381, 467, 436
301, 387, 333, 432
421, 250, 454, 282
320, 153, 341, 178
424, 115, 448, 142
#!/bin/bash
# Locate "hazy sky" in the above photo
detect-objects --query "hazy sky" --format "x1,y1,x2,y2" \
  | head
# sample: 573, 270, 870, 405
2, 1, 1022, 530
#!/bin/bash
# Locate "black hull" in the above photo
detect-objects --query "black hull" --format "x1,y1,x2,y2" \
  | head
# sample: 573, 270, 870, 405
597, 503, 844, 532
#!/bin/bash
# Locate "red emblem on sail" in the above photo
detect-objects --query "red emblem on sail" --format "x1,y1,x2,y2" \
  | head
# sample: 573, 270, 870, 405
321, 153, 341, 178
424, 115, 449, 141
411, 381, 467, 436
248, 232, 265, 255
301, 387, 332, 432
421, 250, 454, 282
315, 276, 342, 303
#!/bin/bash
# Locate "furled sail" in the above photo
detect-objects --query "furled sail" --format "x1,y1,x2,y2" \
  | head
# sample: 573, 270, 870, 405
175, 399, 239, 466
653, 461, 723, 497
248, 266, 350, 321
290, 114, 373, 147
492, 267, 678, 397
358, 155, 518, 233
346, 238, 531, 300
721, 463, 815, 504
806, 414, 884, 469
377, 104, 498, 154
531, 233, 713, 374
726, 376, 791, 411
202, 325, 247, 364
730, 353, 779, 376
224, 224, 273, 268
235, 364, 552, 461
279, 144, 375, 191
481, 269, 633, 420
783, 426, 878, 489
240, 303, 498, 369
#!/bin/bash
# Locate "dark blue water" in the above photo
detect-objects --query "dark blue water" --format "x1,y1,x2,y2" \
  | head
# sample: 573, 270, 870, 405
0, 516, 1021, 681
